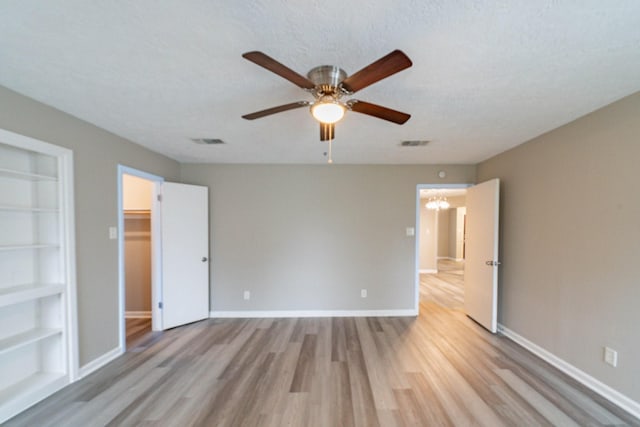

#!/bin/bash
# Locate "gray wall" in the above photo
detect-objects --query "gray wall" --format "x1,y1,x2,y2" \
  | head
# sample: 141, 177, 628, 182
0, 86, 180, 365
180, 164, 476, 312
436, 209, 449, 258
419, 202, 437, 271
478, 92, 640, 401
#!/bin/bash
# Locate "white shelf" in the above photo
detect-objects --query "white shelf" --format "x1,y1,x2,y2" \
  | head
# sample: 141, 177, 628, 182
0, 244, 59, 251
0, 373, 67, 423
0, 205, 59, 213
0, 283, 65, 308
0, 328, 62, 356
0, 167, 57, 182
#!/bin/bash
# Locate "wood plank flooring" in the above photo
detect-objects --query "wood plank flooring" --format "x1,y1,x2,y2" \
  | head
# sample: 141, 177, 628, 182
420, 259, 465, 309
126, 318, 152, 349
6, 266, 639, 426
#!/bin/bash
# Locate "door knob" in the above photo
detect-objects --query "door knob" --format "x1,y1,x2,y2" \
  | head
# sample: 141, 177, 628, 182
202, 257, 208, 262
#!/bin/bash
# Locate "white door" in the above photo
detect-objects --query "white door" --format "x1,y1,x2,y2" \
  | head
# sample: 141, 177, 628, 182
464, 179, 500, 333
161, 182, 209, 329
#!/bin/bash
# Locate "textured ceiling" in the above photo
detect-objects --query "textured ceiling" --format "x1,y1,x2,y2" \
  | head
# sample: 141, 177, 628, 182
1, 1, 639, 164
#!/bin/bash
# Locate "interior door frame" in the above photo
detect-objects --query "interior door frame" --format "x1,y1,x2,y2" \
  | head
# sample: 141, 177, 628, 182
414, 183, 472, 313
117, 165, 164, 352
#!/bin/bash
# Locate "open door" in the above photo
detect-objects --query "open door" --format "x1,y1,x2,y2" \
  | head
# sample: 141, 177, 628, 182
161, 182, 209, 329
464, 179, 500, 332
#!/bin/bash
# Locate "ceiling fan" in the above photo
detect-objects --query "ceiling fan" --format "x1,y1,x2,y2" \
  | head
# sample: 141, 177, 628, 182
241, 50, 413, 141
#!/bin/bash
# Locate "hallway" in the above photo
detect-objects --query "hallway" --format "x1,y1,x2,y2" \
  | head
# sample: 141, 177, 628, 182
420, 259, 464, 309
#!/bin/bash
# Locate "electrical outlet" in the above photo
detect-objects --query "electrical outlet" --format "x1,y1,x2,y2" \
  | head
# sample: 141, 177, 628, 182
243, 290, 250, 300
361, 289, 367, 298
604, 347, 618, 367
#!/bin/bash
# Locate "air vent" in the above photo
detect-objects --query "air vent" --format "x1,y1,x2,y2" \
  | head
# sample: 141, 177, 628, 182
400, 140, 430, 147
191, 138, 225, 145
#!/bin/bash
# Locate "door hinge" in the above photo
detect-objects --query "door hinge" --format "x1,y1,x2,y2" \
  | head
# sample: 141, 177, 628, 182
157, 194, 162, 202
158, 301, 163, 309
485, 260, 501, 266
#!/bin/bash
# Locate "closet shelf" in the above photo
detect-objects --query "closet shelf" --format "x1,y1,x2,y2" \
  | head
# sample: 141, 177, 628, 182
124, 209, 151, 219
0, 168, 57, 182
0, 283, 65, 308
0, 328, 62, 356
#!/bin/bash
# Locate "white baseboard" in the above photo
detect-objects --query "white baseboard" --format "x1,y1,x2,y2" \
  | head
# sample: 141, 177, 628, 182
419, 269, 438, 274
498, 324, 640, 419
437, 256, 464, 262
125, 311, 151, 319
210, 309, 418, 319
78, 347, 122, 379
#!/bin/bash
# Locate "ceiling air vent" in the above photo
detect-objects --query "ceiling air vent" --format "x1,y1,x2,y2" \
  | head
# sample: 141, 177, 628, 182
191, 138, 225, 145
400, 140, 430, 147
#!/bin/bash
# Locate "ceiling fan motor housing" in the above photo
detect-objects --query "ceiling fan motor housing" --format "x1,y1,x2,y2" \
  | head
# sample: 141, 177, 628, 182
307, 65, 347, 94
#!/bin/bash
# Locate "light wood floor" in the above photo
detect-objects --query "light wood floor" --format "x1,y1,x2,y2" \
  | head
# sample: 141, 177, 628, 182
7, 271, 640, 426
126, 318, 152, 349
420, 259, 465, 309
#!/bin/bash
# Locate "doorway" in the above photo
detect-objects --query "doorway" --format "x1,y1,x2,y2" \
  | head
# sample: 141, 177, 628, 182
414, 184, 470, 312
117, 166, 164, 351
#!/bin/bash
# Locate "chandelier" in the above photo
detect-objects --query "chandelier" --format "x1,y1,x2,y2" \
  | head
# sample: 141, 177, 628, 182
426, 195, 450, 210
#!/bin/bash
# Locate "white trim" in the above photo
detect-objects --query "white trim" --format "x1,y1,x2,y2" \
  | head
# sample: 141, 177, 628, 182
419, 269, 438, 274
210, 309, 418, 319
125, 311, 152, 319
498, 324, 640, 420
78, 347, 122, 379
61, 150, 79, 382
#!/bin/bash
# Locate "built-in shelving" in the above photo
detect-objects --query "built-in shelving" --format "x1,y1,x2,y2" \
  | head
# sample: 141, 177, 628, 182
0, 205, 59, 213
0, 167, 57, 182
0, 244, 59, 251
0, 283, 66, 308
0, 128, 76, 424
0, 329, 62, 357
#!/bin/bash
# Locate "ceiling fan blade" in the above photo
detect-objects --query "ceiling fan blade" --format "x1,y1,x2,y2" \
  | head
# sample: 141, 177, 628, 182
347, 100, 411, 124
242, 51, 315, 90
242, 101, 310, 120
320, 123, 335, 141
340, 50, 412, 93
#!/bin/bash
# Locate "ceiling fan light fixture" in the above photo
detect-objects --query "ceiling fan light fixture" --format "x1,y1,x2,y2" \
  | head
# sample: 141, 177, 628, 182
311, 99, 345, 124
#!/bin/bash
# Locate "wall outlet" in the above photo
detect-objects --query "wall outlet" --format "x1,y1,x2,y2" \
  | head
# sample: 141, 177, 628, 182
604, 347, 618, 367
243, 290, 250, 300
361, 289, 367, 298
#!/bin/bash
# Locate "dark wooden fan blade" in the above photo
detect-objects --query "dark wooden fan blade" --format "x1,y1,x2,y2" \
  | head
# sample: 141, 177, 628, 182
242, 101, 309, 120
340, 50, 412, 93
347, 100, 411, 124
243, 51, 315, 89
320, 123, 335, 141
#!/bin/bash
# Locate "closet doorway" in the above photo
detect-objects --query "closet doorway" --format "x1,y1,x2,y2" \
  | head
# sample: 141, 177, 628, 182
117, 166, 163, 351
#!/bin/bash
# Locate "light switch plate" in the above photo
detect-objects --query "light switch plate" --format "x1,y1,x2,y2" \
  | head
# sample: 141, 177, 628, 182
604, 347, 618, 367
108, 226, 117, 240
406, 227, 415, 236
